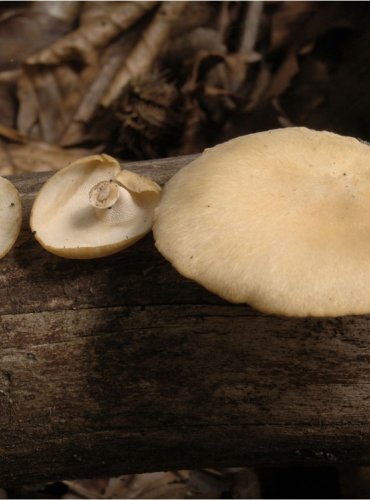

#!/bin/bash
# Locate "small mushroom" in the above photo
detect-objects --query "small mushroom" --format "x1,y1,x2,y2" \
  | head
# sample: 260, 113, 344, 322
0, 177, 22, 258
30, 154, 161, 258
153, 127, 370, 317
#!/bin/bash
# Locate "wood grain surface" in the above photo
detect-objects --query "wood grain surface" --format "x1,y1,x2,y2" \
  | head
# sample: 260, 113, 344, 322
1, 154, 370, 486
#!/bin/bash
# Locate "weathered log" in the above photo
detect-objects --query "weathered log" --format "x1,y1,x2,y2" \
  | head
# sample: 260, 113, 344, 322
1, 153, 370, 487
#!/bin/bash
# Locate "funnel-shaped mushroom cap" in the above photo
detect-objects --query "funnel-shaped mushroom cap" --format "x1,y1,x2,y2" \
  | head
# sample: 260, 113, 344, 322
30, 154, 161, 259
0, 177, 22, 258
154, 127, 370, 317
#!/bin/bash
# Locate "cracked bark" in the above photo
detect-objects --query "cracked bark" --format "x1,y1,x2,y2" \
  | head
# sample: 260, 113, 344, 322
1, 153, 370, 486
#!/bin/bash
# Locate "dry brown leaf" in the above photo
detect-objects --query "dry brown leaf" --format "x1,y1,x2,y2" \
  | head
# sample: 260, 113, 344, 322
244, 64, 271, 112
0, 69, 21, 84
188, 470, 229, 498
108, 71, 182, 159
225, 468, 261, 499
292, 3, 353, 49
269, 2, 316, 52
264, 52, 299, 99
17, 64, 85, 144
259, 2, 353, 108
182, 50, 251, 129
0, 2, 80, 71
23, 68, 69, 143
179, 96, 208, 155
16, 69, 41, 139
103, 477, 133, 499
0, 0, 364, 178
27, 2, 156, 66
15, 2, 157, 148
59, 29, 141, 146
168, 1, 263, 153
17, 46, 101, 145
0, 82, 17, 129
159, 1, 218, 44
185, 52, 228, 94
175, 6, 262, 140
122, 472, 188, 499
63, 478, 108, 499
0, 140, 94, 175
0, 123, 30, 143
163, 27, 226, 71
140, 483, 188, 499
4, 467, 260, 499
65, 474, 197, 500
101, 2, 187, 107
113, 3, 238, 157
281, 56, 330, 124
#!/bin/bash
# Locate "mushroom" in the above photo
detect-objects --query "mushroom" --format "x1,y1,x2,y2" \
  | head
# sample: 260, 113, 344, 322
0, 177, 22, 258
153, 127, 370, 317
30, 154, 161, 258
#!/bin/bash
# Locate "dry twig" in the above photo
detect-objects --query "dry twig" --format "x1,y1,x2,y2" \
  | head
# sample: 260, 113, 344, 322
239, 1, 264, 55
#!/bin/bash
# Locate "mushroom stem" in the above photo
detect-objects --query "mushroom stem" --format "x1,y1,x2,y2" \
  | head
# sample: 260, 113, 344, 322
89, 180, 120, 209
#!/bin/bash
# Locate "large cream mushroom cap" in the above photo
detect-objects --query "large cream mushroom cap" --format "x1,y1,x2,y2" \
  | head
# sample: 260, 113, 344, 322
30, 154, 161, 259
0, 177, 22, 258
153, 127, 370, 317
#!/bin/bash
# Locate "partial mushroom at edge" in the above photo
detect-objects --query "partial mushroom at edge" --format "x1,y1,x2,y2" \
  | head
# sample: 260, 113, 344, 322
0, 176, 22, 258
30, 154, 161, 258
153, 127, 370, 318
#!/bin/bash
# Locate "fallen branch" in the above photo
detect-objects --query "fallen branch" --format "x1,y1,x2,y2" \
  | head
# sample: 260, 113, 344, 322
1, 154, 370, 487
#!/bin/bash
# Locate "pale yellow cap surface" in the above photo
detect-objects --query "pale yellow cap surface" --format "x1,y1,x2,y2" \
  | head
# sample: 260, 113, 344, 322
30, 154, 161, 259
153, 127, 370, 317
0, 177, 22, 258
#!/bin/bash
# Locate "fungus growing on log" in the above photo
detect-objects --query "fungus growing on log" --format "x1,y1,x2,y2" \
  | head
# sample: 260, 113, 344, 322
30, 154, 161, 258
0, 177, 22, 258
153, 127, 370, 317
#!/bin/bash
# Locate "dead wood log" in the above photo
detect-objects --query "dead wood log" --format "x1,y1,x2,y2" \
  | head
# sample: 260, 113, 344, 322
1, 153, 370, 487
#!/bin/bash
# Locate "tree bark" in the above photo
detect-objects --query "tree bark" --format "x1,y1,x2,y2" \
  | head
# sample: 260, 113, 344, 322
1, 153, 370, 486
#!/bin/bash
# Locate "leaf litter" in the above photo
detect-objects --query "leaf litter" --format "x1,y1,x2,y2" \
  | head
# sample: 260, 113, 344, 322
0, 1, 368, 173
5, 469, 261, 499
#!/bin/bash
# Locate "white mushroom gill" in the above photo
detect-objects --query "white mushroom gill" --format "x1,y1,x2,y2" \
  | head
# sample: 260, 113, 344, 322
30, 154, 161, 259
